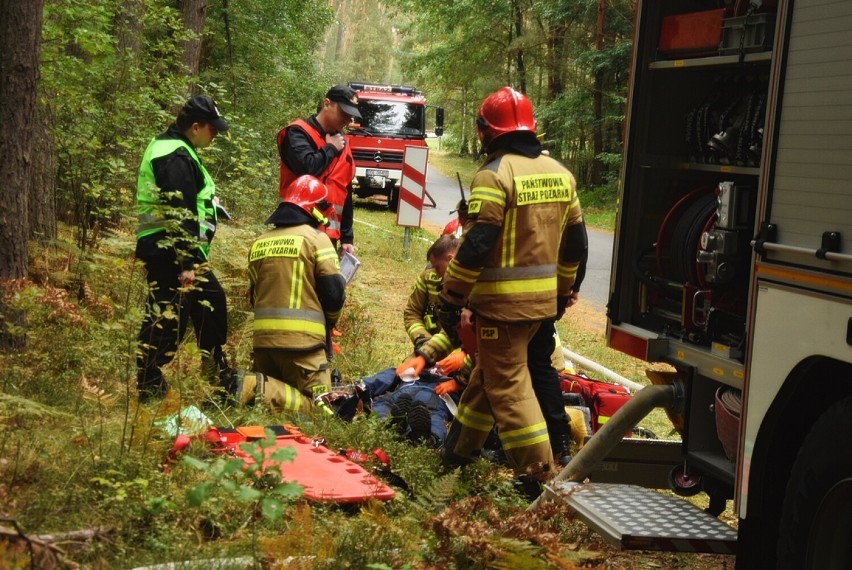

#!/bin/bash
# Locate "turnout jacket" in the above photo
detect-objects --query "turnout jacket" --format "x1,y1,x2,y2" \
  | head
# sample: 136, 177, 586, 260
249, 205, 346, 351
442, 139, 586, 322
404, 267, 443, 348
136, 125, 218, 269
277, 117, 355, 244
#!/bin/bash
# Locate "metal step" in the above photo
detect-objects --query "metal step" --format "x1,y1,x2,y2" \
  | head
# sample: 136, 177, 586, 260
542, 482, 737, 555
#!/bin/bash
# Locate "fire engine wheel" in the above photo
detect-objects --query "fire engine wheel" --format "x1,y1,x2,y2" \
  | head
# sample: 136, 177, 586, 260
667, 464, 703, 497
776, 395, 852, 570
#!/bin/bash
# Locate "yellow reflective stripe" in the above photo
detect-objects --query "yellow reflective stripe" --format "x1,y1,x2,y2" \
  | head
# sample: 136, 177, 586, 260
500, 421, 550, 450
428, 332, 453, 353
557, 263, 578, 279
253, 319, 326, 336
282, 382, 301, 412
446, 262, 479, 284
502, 208, 516, 268
470, 185, 506, 207
316, 246, 338, 264
472, 275, 557, 296
326, 308, 342, 322
455, 404, 494, 432
408, 323, 427, 336
290, 260, 304, 308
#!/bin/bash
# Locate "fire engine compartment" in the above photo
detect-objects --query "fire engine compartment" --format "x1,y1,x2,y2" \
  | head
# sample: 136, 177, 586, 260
610, 1, 773, 367
607, 0, 777, 493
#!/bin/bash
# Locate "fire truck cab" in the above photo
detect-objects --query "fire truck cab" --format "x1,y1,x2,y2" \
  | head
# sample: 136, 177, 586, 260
345, 82, 444, 210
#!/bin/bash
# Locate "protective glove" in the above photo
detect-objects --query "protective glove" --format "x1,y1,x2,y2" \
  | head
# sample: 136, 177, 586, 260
434, 378, 460, 396
436, 301, 463, 343
437, 350, 466, 375
395, 355, 427, 378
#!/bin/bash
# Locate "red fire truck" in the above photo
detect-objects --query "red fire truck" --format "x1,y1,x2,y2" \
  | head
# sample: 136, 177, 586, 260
539, 1, 852, 568
345, 82, 444, 211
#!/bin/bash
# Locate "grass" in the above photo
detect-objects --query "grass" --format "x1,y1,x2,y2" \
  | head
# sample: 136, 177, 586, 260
0, 156, 733, 568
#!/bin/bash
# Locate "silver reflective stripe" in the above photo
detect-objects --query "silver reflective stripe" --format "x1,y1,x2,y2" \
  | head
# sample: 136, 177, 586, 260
254, 307, 326, 323
479, 264, 556, 281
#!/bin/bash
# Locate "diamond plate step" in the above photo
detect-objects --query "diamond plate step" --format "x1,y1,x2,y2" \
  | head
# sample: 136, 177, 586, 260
542, 482, 737, 554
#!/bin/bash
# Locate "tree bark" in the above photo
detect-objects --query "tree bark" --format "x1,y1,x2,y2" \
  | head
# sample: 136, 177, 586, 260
0, 0, 42, 350
181, 0, 208, 93
512, 0, 526, 93
591, 0, 605, 186
0, 0, 44, 278
29, 102, 57, 242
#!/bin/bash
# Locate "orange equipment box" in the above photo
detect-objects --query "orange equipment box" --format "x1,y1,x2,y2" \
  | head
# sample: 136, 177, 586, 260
658, 8, 726, 58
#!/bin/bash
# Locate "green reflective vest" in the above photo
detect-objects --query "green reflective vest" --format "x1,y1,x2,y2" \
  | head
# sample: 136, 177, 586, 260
136, 137, 217, 259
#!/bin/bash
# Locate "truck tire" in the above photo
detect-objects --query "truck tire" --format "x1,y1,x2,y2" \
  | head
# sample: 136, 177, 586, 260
387, 186, 399, 212
776, 395, 852, 570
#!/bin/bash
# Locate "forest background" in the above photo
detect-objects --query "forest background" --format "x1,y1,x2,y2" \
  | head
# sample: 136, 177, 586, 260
0, 1, 735, 569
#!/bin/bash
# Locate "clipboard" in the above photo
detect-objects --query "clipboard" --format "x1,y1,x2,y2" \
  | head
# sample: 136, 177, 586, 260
339, 252, 361, 284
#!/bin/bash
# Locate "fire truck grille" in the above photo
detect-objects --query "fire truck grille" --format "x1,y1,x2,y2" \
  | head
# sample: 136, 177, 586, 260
352, 150, 404, 165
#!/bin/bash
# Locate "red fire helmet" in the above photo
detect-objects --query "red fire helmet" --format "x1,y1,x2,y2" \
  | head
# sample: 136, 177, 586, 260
476, 87, 536, 147
283, 175, 329, 217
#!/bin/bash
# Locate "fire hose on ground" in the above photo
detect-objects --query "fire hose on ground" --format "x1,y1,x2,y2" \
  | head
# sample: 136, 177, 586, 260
562, 346, 645, 393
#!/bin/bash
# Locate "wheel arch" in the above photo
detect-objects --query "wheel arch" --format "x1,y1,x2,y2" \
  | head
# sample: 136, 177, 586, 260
738, 355, 852, 566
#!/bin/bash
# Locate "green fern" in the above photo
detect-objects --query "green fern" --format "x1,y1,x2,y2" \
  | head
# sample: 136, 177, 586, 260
414, 468, 460, 514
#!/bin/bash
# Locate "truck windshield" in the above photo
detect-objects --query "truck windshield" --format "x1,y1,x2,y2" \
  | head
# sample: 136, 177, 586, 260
356, 100, 425, 137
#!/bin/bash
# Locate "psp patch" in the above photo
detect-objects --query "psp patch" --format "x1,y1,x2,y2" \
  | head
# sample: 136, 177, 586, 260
479, 326, 498, 340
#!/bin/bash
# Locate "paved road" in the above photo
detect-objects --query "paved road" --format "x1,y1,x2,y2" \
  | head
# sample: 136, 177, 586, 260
421, 167, 613, 312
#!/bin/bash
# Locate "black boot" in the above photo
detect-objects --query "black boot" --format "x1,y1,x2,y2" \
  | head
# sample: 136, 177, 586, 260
514, 474, 544, 501
553, 433, 572, 467
137, 367, 166, 403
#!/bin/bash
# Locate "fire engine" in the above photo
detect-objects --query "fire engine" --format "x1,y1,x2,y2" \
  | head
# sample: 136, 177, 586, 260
538, 1, 852, 568
345, 82, 444, 210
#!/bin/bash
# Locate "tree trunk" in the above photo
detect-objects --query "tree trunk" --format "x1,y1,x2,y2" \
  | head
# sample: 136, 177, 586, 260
0, 0, 43, 279
591, 0, 605, 186
512, 0, 526, 92
181, 0, 208, 93
29, 102, 57, 242
0, 0, 43, 350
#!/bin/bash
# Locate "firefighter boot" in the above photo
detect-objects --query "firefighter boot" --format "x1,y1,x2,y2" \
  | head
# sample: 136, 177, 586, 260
553, 433, 572, 467
513, 474, 544, 501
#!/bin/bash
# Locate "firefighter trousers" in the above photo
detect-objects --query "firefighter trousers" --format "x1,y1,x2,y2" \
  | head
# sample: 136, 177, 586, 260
235, 370, 315, 413
253, 347, 331, 405
529, 319, 573, 454
444, 315, 553, 476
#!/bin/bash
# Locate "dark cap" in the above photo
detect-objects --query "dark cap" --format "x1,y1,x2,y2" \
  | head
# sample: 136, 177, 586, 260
325, 85, 362, 119
182, 95, 229, 132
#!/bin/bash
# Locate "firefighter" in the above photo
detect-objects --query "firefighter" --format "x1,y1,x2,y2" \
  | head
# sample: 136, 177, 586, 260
404, 87, 588, 497
135, 95, 233, 402
247, 175, 347, 411
277, 85, 360, 255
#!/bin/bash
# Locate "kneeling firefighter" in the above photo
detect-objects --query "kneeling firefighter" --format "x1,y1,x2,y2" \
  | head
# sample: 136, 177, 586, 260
242, 175, 346, 413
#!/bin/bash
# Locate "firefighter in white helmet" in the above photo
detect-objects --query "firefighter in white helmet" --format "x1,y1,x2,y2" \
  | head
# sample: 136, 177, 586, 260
244, 175, 346, 412
402, 87, 587, 497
